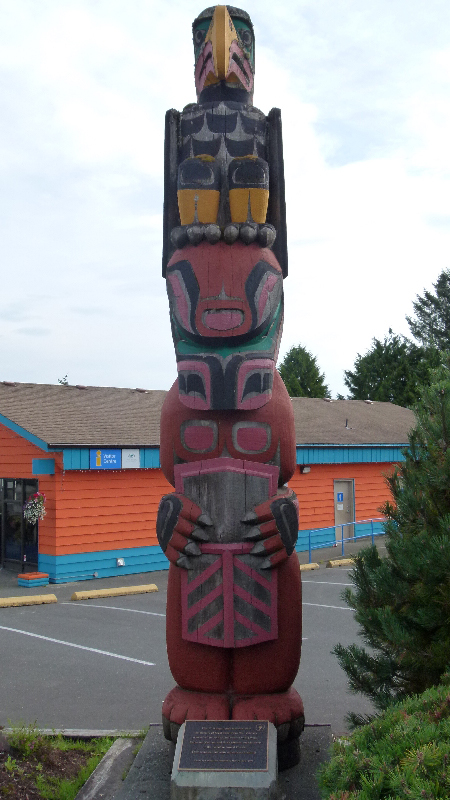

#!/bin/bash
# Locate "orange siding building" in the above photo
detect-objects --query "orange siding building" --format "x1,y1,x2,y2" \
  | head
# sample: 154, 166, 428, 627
0, 383, 414, 583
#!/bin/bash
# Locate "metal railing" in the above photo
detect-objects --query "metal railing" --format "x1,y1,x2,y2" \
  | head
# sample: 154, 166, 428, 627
299, 518, 386, 563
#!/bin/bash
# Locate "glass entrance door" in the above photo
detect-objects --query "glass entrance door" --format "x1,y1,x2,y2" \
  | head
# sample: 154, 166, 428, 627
1, 479, 39, 566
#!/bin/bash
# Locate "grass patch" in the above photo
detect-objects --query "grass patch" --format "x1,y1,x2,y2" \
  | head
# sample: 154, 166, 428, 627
0, 722, 114, 800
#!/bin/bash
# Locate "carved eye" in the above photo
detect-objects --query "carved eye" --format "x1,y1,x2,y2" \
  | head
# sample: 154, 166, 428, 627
181, 420, 218, 453
239, 29, 252, 48
232, 422, 271, 454
194, 29, 206, 46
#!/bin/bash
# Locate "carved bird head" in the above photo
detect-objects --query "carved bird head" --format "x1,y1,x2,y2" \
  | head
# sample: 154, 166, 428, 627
193, 5, 254, 102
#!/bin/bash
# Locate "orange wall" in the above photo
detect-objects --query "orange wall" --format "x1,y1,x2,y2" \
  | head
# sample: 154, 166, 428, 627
44, 467, 174, 556
1, 423, 395, 558
0, 423, 60, 549
0, 423, 173, 557
288, 462, 394, 530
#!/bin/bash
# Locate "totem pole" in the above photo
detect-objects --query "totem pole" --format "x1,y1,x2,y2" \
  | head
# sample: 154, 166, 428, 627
157, 4, 304, 766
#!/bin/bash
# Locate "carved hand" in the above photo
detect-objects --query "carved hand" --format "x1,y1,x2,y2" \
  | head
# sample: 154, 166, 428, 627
241, 486, 299, 568
156, 493, 212, 569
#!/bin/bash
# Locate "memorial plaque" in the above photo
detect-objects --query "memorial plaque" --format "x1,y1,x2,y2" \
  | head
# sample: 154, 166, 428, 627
178, 720, 269, 772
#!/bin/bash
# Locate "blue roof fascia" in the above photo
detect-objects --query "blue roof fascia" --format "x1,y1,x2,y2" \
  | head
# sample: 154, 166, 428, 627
0, 413, 61, 453
296, 444, 408, 465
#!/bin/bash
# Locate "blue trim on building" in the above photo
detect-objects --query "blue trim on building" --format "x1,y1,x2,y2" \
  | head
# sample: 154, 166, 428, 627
140, 448, 161, 468
63, 449, 90, 470
0, 413, 52, 452
295, 520, 385, 553
296, 445, 407, 465
61, 447, 161, 470
32, 458, 55, 475
38, 544, 169, 583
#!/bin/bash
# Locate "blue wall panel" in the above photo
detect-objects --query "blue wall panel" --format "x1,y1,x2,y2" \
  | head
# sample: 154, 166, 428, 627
63, 449, 90, 470
296, 446, 406, 465
39, 544, 169, 583
140, 448, 161, 468
32, 458, 55, 475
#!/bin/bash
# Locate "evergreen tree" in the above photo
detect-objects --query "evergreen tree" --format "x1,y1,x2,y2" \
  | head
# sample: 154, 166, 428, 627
407, 268, 450, 349
334, 363, 450, 725
278, 344, 330, 398
344, 330, 440, 407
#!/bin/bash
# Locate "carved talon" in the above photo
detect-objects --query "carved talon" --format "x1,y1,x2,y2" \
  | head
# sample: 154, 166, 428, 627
198, 513, 213, 527
190, 526, 210, 542
184, 541, 202, 556
242, 511, 258, 523
242, 526, 261, 541
176, 555, 194, 570
250, 540, 266, 555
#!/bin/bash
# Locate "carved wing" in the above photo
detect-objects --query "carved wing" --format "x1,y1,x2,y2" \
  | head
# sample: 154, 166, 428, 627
267, 108, 288, 278
163, 108, 181, 276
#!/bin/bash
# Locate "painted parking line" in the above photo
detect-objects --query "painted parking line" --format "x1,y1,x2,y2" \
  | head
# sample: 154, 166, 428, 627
302, 603, 353, 611
61, 602, 166, 617
0, 625, 155, 665
302, 580, 353, 586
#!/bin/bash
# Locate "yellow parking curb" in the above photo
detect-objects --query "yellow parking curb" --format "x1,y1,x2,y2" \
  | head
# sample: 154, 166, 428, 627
0, 594, 57, 608
300, 563, 320, 571
326, 558, 355, 568
71, 584, 158, 601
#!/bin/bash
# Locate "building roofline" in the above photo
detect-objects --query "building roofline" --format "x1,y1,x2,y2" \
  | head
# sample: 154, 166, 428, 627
0, 413, 53, 452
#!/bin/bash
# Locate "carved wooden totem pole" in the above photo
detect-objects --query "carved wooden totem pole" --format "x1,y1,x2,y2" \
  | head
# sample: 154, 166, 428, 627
157, 4, 304, 765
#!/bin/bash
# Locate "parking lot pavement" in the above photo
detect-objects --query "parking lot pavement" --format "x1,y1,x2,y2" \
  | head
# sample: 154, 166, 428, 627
0, 563, 373, 734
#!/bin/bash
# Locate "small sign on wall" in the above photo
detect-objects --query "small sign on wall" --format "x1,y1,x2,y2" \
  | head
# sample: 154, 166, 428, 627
122, 449, 140, 468
90, 449, 122, 469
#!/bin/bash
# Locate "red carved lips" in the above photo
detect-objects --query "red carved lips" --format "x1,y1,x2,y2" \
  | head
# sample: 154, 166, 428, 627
201, 309, 245, 331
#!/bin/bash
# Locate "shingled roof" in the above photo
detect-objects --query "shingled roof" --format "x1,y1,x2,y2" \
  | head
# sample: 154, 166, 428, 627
0, 382, 414, 448
0, 382, 166, 447
291, 397, 414, 445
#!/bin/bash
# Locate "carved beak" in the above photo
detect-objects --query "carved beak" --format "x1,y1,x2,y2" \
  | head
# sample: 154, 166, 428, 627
204, 5, 238, 81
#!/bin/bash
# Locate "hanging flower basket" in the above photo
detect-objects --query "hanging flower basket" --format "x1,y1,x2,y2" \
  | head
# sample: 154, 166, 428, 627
23, 492, 46, 525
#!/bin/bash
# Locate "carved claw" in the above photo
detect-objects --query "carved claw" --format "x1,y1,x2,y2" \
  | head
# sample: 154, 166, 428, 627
190, 526, 210, 542
242, 511, 258, 523
184, 541, 202, 556
242, 526, 262, 541
250, 541, 266, 555
198, 513, 213, 527
176, 555, 196, 570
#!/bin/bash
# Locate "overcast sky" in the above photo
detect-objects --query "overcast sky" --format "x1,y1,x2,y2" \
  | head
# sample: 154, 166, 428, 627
1, 0, 450, 397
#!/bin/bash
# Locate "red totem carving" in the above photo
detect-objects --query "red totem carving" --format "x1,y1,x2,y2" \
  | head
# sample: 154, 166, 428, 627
157, 4, 304, 766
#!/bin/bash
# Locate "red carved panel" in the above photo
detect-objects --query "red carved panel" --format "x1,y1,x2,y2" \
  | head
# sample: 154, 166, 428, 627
181, 543, 278, 648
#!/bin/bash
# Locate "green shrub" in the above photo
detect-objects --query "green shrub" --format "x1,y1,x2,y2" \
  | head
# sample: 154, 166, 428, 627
333, 365, 450, 722
318, 672, 450, 799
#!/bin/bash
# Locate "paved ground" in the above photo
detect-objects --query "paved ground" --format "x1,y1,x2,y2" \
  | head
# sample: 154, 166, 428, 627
0, 548, 378, 735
